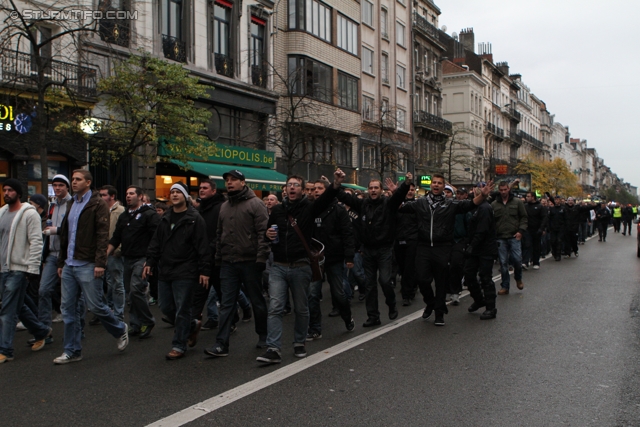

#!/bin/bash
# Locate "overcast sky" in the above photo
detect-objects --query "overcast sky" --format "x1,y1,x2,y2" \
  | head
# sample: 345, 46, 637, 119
437, 0, 640, 189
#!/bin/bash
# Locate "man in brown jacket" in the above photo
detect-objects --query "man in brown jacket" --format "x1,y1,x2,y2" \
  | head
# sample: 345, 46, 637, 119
53, 170, 129, 364
204, 170, 270, 357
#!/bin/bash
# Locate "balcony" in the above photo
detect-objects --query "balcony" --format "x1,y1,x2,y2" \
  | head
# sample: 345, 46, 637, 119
251, 65, 267, 88
412, 12, 439, 42
518, 130, 544, 150
0, 49, 97, 98
162, 34, 187, 63
99, 16, 130, 47
501, 105, 521, 122
496, 127, 505, 139
215, 53, 234, 78
475, 147, 484, 156
413, 110, 452, 135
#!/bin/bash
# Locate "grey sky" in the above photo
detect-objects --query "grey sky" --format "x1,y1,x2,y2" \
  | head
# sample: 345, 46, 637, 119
438, 0, 640, 189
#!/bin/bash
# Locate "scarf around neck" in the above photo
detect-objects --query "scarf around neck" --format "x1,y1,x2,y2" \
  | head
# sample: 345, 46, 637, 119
427, 193, 446, 211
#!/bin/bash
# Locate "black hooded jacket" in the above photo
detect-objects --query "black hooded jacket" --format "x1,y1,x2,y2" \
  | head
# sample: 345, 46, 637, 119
396, 197, 419, 242
524, 200, 548, 232
564, 203, 595, 230
548, 205, 567, 232
467, 200, 498, 257
146, 206, 211, 280
313, 201, 355, 264
198, 192, 226, 257
336, 182, 410, 248
267, 185, 339, 263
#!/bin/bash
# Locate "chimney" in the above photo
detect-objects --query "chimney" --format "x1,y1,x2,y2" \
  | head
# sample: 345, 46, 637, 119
496, 61, 509, 75
459, 28, 474, 53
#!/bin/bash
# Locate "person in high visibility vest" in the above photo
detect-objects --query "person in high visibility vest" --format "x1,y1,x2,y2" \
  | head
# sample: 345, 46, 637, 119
612, 204, 622, 233
633, 205, 638, 219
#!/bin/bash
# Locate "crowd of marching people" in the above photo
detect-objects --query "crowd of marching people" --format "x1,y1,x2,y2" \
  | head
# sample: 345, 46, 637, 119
0, 168, 635, 365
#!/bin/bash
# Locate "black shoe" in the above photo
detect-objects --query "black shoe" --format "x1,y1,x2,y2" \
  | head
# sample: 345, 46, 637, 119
434, 313, 445, 326
402, 298, 411, 306
293, 345, 307, 358
204, 345, 229, 357
328, 308, 340, 317
256, 339, 268, 349
422, 307, 433, 320
345, 318, 355, 331
468, 301, 486, 313
89, 316, 100, 326
257, 348, 282, 364
389, 305, 398, 320
201, 319, 219, 330
480, 308, 497, 320
362, 317, 381, 327
139, 324, 154, 339
358, 293, 366, 302
129, 327, 141, 337
242, 308, 252, 322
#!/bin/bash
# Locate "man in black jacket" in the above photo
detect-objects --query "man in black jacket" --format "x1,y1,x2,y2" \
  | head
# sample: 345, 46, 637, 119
144, 182, 211, 360
395, 183, 418, 306
335, 173, 413, 328
523, 192, 548, 270
307, 179, 356, 341
398, 174, 493, 326
547, 198, 567, 260
464, 193, 499, 320
564, 197, 595, 257
108, 186, 160, 338
193, 180, 226, 330
622, 204, 634, 236
595, 202, 611, 242
258, 171, 342, 364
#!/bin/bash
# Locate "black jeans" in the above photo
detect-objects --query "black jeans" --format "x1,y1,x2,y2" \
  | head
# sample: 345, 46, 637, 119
447, 241, 465, 295
192, 265, 221, 321
216, 261, 268, 350
523, 229, 542, 266
598, 221, 608, 240
550, 230, 564, 259
362, 246, 396, 320
464, 255, 496, 310
623, 220, 633, 235
394, 240, 418, 300
564, 227, 579, 255
309, 262, 352, 334
415, 244, 451, 314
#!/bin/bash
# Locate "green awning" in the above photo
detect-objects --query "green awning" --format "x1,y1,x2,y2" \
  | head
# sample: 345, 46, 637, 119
172, 160, 287, 192
343, 183, 367, 191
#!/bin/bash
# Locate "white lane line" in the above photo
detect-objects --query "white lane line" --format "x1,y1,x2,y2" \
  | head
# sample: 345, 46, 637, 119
147, 310, 424, 427
147, 230, 605, 427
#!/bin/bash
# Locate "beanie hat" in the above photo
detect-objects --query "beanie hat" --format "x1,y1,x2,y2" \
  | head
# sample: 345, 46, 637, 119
2, 178, 23, 198
444, 185, 454, 193
30, 194, 48, 210
170, 181, 190, 201
52, 174, 70, 188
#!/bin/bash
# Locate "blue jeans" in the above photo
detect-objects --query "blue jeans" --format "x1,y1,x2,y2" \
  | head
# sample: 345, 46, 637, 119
61, 264, 126, 357
206, 286, 219, 321
158, 279, 197, 353
216, 261, 268, 350
266, 263, 312, 350
38, 254, 60, 326
497, 238, 522, 290
125, 257, 154, 329
105, 256, 125, 321
0, 272, 28, 357
309, 262, 352, 334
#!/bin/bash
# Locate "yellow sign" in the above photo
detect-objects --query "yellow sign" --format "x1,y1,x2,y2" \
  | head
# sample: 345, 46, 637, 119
0, 104, 14, 121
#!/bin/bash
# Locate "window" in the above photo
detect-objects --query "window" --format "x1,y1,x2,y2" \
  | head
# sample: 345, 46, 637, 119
396, 21, 405, 46
396, 64, 405, 89
334, 140, 353, 166
381, 98, 389, 117
380, 8, 388, 38
337, 15, 358, 55
363, 145, 377, 168
362, 46, 374, 74
362, 95, 374, 121
362, 0, 373, 26
414, 88, 421, 111
289, 0, 331, 42
213, 2, 231, 56
288, 56, 332, 103
381, 53, 389, 83
162, 0, 182, 38
397, 0, 405, 6
397, 151, 408, 172
30, 27, 52, 74
397, 109, 406, 132
250, 17, 266, 86
338, 73, 358, 111
414, 47, 419, 70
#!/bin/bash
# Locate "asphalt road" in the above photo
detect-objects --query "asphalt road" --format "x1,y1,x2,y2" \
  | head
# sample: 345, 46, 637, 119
2, 229, 640, 427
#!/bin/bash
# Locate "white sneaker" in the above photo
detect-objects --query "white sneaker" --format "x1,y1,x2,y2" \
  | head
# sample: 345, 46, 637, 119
53, 353, 82, 365
445, 293, 453, 302
533, 265, 540, 270
16, 322, 27, 331
451, 294, 460, 305
117, 324, 129, 352
52, 314, 63, 323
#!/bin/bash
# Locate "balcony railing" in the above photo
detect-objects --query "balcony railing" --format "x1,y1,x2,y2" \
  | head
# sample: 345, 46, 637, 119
99, 16, 130, 47
496, 127, 504, 138
413, 12, 439, 41
485, 122, 496, 134
518, 130, 544, 149
475, 147, 484, 155
0, 49, 97, 98
413, 110, 452, 135
162, 34, 187, 63
251, 65, 267, 87
501, 105, 521, 122
215, 53, 234, 78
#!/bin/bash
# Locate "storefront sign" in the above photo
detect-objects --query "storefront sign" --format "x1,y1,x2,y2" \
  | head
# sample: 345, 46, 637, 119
495, 164, 508, 175
0, 104, 33, 134
420, 175, 431, 190
210, 143, 275, 168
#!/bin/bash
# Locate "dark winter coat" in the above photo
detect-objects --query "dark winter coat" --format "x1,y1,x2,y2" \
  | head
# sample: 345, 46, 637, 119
564, 203, 595, 230
198, 192, 226, 257
524, 200, 548, 232
466, 200, 498, 257
109, 205, 160, 259
313, 201, 355, 264
396, 197, 419, 243
548, 205, 567, 232
491, 193, 528, 239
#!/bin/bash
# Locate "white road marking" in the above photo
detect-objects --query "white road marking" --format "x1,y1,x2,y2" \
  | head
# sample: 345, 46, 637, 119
147, 230, 605, 427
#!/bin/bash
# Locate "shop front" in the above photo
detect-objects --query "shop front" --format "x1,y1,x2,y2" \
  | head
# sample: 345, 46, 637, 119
156, 143, 287, 201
